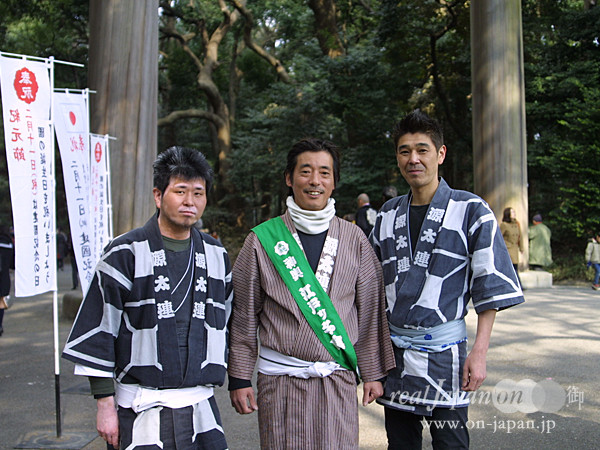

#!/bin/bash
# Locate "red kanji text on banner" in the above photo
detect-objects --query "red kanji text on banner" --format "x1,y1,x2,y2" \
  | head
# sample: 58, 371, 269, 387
0, 55, 56, 296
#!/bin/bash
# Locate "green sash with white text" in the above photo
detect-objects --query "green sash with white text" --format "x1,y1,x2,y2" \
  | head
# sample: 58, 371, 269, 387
253, 217, 358, 373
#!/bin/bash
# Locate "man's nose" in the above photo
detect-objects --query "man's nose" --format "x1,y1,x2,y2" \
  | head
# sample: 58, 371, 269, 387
183, 192, 194, 204
309, 172, 320, 185
408, 151, 420, 164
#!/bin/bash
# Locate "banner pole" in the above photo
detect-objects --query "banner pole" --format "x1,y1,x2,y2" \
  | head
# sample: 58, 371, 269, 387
53, 290, 61, 437
48, 55, 62, 438
0, 51, 84, 68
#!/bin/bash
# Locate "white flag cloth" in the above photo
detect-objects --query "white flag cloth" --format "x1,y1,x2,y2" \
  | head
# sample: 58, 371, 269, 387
0, 56, 56, 296
89, 134, 111, 260
53, 91, 94, 294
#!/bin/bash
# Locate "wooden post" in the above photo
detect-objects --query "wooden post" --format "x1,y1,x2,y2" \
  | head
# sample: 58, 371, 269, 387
471, 0, 529, 269
89, 0, 158, 234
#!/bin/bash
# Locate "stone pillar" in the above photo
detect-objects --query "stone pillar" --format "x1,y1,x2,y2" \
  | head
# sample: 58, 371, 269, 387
471, 0, 529, 270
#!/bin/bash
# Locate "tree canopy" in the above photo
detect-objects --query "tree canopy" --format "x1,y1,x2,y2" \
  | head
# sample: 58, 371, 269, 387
523, 0, 600, 249
0, 0, 599, 259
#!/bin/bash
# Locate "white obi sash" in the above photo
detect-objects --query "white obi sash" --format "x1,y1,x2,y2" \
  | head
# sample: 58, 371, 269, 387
115, 382, 213, 413
258, 346, 347, 379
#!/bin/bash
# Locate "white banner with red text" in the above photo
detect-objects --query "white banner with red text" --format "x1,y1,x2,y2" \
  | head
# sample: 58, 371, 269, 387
53, 90, 94, 294
0, 55, 56, 296
89, 133, 111, 261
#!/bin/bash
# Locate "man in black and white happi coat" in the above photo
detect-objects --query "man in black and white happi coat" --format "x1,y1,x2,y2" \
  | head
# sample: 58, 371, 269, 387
63, 147, 232, 449
370, 110, 524, 449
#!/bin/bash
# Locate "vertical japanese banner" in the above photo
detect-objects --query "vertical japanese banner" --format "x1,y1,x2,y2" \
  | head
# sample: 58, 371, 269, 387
53, 91, 94, 294
0, 56, 56, 296
89, 134, 111, 262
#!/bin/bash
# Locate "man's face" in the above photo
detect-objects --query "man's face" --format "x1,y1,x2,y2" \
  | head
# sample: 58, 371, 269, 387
285, 150, 335, 211
153, 176, 207, 238
396, 132, 446, 191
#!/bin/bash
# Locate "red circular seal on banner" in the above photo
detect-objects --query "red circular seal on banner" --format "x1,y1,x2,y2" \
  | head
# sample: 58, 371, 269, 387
13, 68, 39, 104
95, 142, 103, 163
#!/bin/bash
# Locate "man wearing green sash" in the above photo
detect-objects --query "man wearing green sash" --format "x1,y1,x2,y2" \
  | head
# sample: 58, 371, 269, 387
228, 138, 395, 448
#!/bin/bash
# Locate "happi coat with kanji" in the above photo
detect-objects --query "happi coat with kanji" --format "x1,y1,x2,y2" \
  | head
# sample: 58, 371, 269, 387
62, 214, 232, 389
370, 178, 524, 415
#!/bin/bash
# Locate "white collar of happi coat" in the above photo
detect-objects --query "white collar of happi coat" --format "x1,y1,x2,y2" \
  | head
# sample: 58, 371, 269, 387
286, 196, 336, 235
282, 207, 339, 294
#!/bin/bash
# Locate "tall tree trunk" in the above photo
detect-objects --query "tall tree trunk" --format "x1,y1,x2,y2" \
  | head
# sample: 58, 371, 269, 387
308, 0, 345, 58
89, 0, 158, 235
471, 0, 529, 269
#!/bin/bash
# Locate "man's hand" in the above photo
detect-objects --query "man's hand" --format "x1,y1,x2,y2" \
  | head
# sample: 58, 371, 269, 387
462, 348, 487, 391
230, 387, 258, 414
96, 396, 119, 448
362, 381, 384, 406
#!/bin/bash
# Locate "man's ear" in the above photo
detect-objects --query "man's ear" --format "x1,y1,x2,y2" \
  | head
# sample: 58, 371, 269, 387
153, 187, 162, 209
437, 145, 447, 165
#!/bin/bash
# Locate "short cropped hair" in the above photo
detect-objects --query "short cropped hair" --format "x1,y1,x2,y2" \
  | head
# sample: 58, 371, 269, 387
284, 138, 341, 195
392, 109, 444, 151
153, 146, 213, 194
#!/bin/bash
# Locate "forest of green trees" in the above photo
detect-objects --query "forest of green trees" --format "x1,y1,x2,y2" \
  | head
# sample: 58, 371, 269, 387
0, 0, 598, 279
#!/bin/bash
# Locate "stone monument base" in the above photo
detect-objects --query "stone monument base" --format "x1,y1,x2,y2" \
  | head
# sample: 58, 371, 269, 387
519, 270, 553, 289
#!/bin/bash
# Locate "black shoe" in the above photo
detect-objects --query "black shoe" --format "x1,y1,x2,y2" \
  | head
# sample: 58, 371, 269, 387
0, 326, 3, 336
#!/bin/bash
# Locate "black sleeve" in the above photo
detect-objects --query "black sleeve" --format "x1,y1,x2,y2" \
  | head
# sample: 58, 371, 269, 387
88, 376, 115, 398
227, 375, 252, 391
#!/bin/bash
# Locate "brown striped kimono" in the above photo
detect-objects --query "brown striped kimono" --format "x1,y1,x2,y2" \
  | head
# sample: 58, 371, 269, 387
229, 212, 395, 449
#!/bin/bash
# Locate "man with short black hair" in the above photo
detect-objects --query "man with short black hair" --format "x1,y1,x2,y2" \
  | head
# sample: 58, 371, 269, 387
229, 138, 395, 448
63, 146, 231, 449
370, 110, 524, 449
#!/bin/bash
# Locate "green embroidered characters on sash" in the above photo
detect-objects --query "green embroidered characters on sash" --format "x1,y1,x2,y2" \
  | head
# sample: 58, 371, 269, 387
253, 217, 358, 372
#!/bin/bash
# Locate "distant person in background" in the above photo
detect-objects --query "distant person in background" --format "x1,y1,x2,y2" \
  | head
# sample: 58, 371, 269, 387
585, 233, 600, 291
528, 214, 552, 270
68, 234, 79, 290
342, 213, 356, 223
500, 207, 523, 287
0, 225, 15, 337
355, 193, 377, 236
382, 185, 398, 206
57, 227, 68, 270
